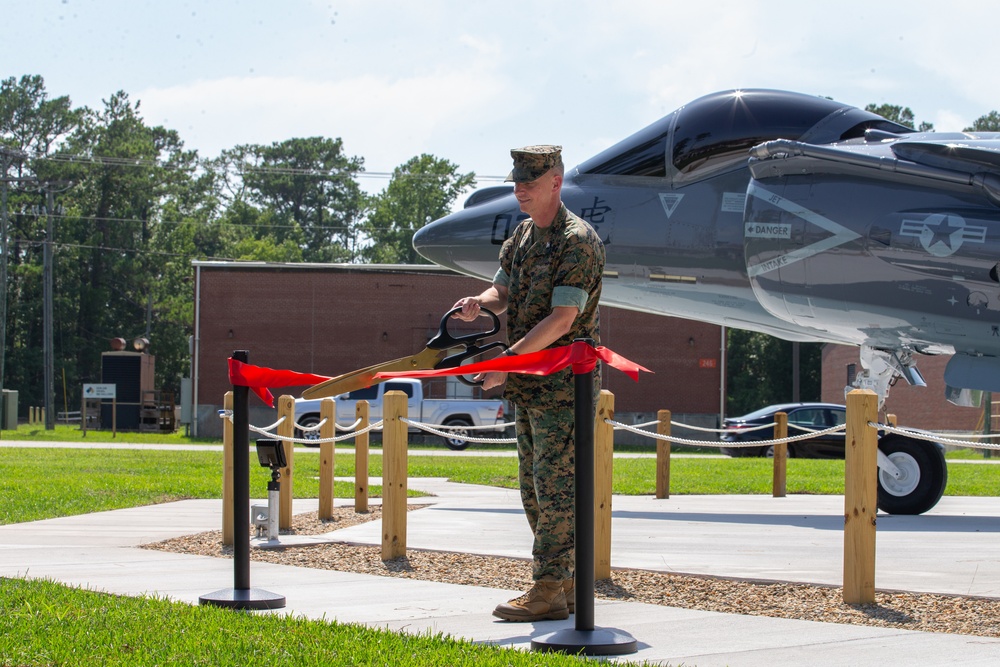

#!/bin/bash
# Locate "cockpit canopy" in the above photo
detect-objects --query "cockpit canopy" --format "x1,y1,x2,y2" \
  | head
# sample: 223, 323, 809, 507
576, 89, 913, 184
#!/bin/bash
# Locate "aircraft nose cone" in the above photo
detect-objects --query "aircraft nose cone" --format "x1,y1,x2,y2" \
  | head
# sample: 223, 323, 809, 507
411, 209, 464, 268
411, 211, 454, 253
413, 189, 521, 281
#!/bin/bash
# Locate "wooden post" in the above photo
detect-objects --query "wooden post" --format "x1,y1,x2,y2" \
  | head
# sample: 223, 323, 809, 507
656, 410, 671, 499
355, 400, 370, 513
984, 395, 993, 460
886, 413, 897, 427
844, 389, 878, 604
318, 398, 335, 520
382, 391, 408, 560
222, 391, 234, 546
276, 395, 295, 530
594, 390, 614, 581
773, 411, 787, 498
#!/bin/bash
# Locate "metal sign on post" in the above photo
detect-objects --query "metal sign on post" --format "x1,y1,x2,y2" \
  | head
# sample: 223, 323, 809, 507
83, 383, 116, 399
83, 384, 117, 437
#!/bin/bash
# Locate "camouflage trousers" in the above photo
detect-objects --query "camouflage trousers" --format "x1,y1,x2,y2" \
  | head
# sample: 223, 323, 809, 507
514, 406, 576, 581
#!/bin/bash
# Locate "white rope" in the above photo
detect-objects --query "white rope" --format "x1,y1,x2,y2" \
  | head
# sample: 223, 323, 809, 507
218, 409, 384, 445
247, 420, 385, 444
250, 414, 287, 431
606, 419, 846, 447
626, 419, 773, 434
428, 420, 515, 431
337, 417, 363, 432
679, 421, 758, 434
297, 418, 325, 433
936, 430, 1000, 440
730, 422, 785, 434
873, 422, 1000, 451
401, 417, 517, 444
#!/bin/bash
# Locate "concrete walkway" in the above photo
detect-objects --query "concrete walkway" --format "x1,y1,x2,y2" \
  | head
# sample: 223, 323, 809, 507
3, 470, 1000, 665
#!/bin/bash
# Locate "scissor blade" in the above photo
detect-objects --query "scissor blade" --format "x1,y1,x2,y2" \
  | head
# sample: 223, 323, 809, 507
300, 347, 448, 399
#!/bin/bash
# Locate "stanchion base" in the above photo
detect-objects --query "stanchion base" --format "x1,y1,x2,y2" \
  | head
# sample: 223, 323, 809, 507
199, 588, 286, 610
531, 627, 638, 656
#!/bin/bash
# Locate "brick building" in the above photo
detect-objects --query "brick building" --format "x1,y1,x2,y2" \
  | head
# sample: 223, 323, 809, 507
821, 344, 983, 432
191, 262, 725, 438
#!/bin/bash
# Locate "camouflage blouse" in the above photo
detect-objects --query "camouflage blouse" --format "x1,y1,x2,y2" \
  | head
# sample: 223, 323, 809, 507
497, 203, 604, 407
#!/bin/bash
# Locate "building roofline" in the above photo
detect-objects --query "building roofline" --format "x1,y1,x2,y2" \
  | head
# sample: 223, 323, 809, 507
190, 260, 459, 275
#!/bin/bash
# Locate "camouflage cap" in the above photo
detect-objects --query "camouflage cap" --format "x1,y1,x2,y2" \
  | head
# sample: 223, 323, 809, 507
505, 145, 563, 183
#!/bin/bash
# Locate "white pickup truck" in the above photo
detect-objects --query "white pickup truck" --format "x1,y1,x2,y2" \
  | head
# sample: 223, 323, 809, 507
294, 378, 507, 450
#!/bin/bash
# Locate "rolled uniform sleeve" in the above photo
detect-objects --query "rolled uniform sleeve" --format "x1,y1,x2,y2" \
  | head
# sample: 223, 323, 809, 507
493, 267, 510, 288
552, 285, 587, 313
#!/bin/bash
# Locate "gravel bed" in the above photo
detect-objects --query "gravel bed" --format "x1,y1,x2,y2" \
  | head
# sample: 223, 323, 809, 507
145, 506, 1000, 638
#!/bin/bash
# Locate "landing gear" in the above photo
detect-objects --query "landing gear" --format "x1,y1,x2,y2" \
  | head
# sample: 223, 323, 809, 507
847, 345, 947, 514
849, 346, 926, 409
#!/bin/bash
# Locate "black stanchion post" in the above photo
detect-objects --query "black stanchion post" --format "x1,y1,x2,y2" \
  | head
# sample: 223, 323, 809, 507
200, 350, 286, 610
532, 339, 637, 656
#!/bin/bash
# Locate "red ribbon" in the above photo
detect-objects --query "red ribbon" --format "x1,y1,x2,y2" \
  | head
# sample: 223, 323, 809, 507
228, 342, 650, 407
228, 358, 332, 407
375, 341, 651, 381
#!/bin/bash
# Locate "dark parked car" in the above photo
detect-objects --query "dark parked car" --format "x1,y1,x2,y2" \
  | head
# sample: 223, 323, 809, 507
721, 402, 847, 458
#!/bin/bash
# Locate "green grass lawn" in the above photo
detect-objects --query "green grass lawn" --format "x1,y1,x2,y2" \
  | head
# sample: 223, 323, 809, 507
0, 422, 220, 445
0, 578, 630, 667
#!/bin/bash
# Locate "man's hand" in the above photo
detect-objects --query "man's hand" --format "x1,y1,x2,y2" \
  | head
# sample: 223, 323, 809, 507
451, 296, 482, 322
477, 370, 507, 391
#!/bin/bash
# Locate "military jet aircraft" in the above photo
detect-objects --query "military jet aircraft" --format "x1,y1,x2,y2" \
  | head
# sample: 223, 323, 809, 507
412, 89, 1000, 514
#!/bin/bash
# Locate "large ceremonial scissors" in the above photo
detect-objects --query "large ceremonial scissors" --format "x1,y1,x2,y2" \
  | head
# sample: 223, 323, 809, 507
300, 307, 507, 399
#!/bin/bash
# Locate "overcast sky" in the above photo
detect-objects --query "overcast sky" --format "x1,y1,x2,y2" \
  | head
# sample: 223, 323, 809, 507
6, 0, 998, 194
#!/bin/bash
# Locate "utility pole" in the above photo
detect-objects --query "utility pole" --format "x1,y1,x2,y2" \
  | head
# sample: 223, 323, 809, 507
39, 180, 73, 430
0, 147, 34, 425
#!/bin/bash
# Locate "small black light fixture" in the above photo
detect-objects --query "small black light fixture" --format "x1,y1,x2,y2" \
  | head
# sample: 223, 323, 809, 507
254, 439, 286, 542
255, 438, 287, 469
688, 337, 695, 347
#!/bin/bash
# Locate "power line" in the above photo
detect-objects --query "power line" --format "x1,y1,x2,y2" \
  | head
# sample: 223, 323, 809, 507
8, 237, 359, 264
23, 210, 357, 232
32, 152, 506, 182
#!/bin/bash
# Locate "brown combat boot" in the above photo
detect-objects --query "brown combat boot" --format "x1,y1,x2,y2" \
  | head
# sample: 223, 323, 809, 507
564, 579, 575, 613
492, 580, 568, 622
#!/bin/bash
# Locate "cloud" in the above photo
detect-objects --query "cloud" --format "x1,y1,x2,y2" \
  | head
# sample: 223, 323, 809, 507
136, 70, 516, 168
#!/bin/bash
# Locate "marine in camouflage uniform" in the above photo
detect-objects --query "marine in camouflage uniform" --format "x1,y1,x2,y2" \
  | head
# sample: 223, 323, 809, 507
497, 196, 604, 583
452, 145, 604, 621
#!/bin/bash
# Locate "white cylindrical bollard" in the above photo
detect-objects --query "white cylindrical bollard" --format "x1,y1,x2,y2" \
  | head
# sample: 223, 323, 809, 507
267, 480, 280, 541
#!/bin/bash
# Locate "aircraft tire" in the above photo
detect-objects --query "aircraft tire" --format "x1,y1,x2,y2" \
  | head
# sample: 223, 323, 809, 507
876, 437, 948, 515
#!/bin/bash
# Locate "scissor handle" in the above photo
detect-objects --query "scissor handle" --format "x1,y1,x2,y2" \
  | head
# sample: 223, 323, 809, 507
426, 306, 501, 350
440, 341, 510, 386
